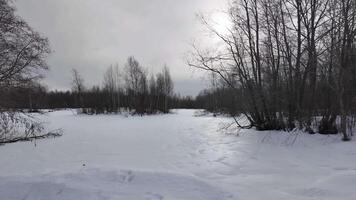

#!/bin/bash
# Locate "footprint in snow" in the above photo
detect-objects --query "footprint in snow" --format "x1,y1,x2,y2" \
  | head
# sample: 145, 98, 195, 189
145, 192, 164, 200
198, 149, 206, 154
302, 187, 328, 197
56, 188, 64, 195
214, 156, 227, 162
118, 170, 135, 183
333, 167, 349, 171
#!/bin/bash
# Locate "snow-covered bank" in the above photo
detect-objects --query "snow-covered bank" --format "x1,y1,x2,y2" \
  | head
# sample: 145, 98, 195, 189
0, 109, 355, 200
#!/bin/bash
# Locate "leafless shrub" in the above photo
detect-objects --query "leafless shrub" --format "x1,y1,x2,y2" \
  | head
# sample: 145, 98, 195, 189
0, 111, 62, 145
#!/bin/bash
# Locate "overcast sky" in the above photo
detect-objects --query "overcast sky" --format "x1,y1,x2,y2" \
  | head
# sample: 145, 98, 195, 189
14, 0, 227, 96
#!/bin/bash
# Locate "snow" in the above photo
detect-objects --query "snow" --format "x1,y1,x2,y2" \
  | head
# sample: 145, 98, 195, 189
0, 169, 232, 200
0, 109, 356, 200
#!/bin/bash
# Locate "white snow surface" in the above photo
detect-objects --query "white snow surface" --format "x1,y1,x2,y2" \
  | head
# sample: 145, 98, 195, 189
1, 109, 356, 200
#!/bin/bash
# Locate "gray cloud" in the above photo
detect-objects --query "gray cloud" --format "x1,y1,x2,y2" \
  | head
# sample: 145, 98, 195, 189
15, 0, 225, 96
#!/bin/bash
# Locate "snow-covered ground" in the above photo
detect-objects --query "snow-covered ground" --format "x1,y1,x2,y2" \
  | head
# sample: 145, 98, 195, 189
0, 109, 355, 200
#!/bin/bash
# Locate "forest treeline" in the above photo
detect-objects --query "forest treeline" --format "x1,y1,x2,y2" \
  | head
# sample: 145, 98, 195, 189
1, 56, 200, 114
1, 85, 198, 112
1, 83, 198, 110
189, 0, 356, 139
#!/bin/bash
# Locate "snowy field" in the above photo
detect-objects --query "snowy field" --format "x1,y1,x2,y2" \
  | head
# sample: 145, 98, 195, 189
0, 109, 356, 200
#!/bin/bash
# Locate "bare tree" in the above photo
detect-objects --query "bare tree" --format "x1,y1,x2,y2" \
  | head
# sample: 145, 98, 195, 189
332, 0, 356, 140
154, 66, 174, 113
0, 0, 50, 90
148, 73, 157, 113
162, 65, 173, 112
189, 0, 356, 139
0, 0, 62, 144
103, 64, 121, 113
71, 69, 85, 111
123, 56, 148, 114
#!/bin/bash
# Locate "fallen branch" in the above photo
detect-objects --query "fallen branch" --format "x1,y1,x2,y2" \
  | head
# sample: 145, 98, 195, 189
0, 129, 63, 145
232, 116, 252, 129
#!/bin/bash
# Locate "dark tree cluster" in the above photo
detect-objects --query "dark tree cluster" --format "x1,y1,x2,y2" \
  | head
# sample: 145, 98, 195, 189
72, 57, 174, 115
189, 0, 356, 140
0, 85, 202, 111
195, 87, 240, 116
170, 95, 198, 109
